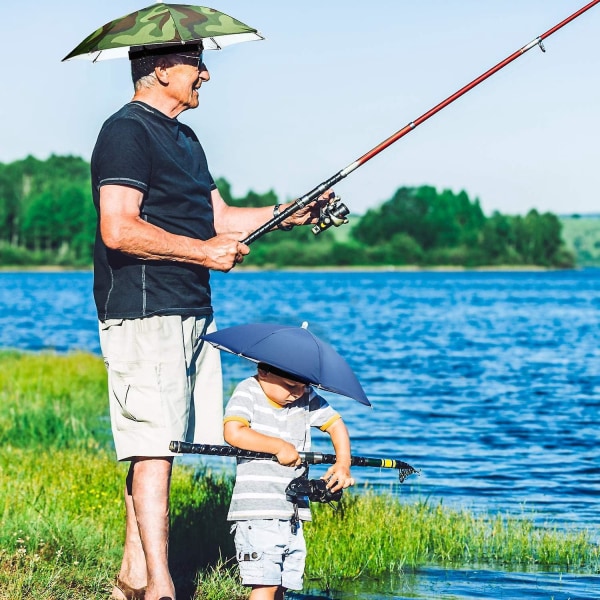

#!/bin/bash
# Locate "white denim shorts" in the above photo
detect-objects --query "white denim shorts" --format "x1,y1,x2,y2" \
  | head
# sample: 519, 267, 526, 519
99, 314, 223, 461
232, 519, 306, 590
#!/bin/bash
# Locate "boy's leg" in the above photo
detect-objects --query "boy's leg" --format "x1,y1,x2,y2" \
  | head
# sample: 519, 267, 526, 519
249, 585, 283, 600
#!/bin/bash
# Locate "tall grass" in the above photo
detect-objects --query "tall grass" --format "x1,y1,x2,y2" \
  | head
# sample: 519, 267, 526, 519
306, 493, 600, 590
0, 350, 109, 449
0, 351, 598, 599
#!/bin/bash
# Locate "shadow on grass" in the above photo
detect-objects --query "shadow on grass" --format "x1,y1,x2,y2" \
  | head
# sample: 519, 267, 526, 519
169, 471, 236, 600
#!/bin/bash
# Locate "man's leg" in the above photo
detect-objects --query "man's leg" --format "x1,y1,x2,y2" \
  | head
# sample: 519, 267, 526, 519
112, 462, 147, 599
112, 457, 175, 600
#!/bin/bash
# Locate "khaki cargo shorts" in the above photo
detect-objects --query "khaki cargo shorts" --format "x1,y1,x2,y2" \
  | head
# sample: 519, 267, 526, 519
99, 314, 223, 461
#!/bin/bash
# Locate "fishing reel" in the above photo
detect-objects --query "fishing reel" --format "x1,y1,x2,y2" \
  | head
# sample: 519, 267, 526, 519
286, 468, 343, 505
311, 196, 350, 236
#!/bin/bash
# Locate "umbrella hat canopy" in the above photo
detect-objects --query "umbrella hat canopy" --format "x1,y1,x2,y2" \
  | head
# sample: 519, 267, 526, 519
202, 322, 371, 407
62, 3, 264, 61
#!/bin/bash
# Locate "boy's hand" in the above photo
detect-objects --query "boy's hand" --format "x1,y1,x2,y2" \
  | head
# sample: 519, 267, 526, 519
275, 441, 300, 466
323, 418, 353, 492
321, 463, 354, 493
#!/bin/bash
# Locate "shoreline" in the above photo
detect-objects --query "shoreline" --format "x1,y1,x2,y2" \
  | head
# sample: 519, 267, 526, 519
0, 264, 586, 274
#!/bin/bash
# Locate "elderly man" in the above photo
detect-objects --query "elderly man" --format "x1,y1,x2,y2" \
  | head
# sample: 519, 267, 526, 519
92, 42, 328, 600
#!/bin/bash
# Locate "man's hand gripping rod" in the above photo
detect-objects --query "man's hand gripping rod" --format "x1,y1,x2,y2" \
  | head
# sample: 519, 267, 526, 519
169, 441, 419, 483
243, 178, 349, 245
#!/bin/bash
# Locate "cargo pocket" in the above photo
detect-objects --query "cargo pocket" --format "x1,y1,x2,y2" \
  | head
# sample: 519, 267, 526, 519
234, 521, 265, 581
108, 360, 164, 431
237, 547, 264, 580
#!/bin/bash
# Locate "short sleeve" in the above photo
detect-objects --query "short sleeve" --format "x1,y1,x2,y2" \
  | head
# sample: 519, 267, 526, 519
224, 379, 256, 424
93, 117, 152, 193
308, 391, 340, 429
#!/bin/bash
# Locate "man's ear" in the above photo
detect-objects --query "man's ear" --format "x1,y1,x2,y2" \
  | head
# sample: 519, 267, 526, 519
154, 61, 170, 84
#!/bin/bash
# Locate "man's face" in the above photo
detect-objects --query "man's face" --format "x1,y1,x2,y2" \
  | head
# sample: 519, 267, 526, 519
166, 52, 210, 110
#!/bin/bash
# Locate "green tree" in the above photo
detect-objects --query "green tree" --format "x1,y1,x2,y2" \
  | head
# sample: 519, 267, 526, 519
21, 190, 57, 250
365, 233, 423, 265
0, 155, 93, 265
353, 186, 485, 252
353, 186, 430, 247
480, 211, 518, 264
512, 210, 550, 266
58, 184, 96, 263
215, 177, 279, 209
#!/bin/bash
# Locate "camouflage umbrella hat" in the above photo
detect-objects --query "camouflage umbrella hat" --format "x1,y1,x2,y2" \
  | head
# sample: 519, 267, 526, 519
62, 3, 264, 62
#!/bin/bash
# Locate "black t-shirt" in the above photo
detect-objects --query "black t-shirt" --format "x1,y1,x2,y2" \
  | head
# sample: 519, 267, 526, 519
91, 101, 216, 319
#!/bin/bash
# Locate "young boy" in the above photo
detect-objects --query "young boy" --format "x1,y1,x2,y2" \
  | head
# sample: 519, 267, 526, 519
224, 362, 355, 600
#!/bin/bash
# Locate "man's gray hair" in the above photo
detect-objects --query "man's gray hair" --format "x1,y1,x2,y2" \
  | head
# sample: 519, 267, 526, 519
134, 71, 158, 91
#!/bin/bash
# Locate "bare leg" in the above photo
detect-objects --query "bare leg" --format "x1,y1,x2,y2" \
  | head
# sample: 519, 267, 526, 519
112, 457, 175, 600
249, 585, 285, 600
112, 463, 147, 599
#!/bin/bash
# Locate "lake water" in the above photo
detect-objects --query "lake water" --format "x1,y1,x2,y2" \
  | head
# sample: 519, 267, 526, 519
1, 269, 599, 599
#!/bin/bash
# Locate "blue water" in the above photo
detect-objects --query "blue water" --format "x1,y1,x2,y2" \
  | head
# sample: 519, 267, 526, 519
2, 269, 600, 598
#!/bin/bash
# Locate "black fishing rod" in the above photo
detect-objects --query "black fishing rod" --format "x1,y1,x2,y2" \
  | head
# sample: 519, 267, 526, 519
243, 0, 600, 245
169, 441, 419, 483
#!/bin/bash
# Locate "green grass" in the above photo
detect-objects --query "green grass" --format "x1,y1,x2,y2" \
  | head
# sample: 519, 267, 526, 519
0, 351, 598, 599
306, 494, 599, 590
560, 216, 600, 267
0, 350, 109, 449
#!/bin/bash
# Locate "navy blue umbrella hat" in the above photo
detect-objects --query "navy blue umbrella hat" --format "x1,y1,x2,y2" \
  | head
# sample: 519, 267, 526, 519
202, 322, 371, 406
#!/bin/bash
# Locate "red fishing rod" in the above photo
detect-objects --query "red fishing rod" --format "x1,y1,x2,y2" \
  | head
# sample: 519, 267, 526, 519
243, 0, 600, 245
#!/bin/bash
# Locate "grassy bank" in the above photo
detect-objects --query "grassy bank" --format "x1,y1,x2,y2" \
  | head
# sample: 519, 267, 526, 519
0, 351, 598, 599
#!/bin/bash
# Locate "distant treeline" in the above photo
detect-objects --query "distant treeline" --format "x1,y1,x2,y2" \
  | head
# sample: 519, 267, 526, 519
0, 155, 95, 266
0, 155, 575, 268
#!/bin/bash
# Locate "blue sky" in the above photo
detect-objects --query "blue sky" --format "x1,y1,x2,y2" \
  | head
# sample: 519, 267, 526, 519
4, 1, 600, 217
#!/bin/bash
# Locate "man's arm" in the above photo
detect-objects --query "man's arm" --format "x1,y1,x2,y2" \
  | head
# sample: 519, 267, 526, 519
99, 184, 248, 272
211, 188, 332, 235
322, 417, 354, 492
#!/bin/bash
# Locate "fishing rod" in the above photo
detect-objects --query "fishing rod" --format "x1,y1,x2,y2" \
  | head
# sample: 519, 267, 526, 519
169, 441, 419, 483
243, 0, 600, 245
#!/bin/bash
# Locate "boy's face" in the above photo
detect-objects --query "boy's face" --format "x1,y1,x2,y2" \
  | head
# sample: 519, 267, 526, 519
257, 369, 308, 407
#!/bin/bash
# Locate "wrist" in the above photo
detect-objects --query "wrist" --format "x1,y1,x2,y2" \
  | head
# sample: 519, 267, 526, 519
274, 204, 294, 231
